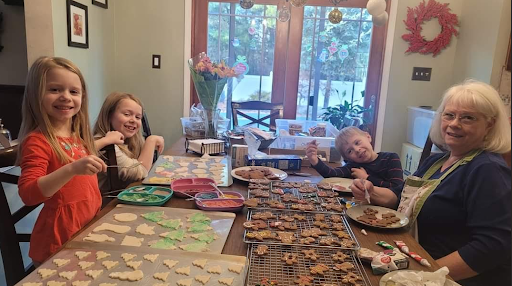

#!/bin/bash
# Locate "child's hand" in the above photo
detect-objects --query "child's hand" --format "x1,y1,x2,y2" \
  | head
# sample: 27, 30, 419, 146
305, 140, 319, 166
104, 131, 124, 145
350, 179, 374, 202
351, 167, 369, 180
70, 155, 107, 175
147, 135, 165, 154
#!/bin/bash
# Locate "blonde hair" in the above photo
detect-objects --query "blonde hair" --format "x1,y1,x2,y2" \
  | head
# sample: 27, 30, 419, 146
430, 79, 511, 154
334, 126, 369, 158
93, 92, 144, 158
17, 56, 97, 164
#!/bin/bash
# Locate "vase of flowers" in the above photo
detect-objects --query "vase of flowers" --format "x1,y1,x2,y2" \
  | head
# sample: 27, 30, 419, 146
189, 52, 238, 138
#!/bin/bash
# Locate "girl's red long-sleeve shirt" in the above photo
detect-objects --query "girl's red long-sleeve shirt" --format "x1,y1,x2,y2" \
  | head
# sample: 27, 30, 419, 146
18, 132, 101, 263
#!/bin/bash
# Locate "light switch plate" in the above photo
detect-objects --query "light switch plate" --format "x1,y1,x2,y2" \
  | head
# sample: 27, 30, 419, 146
152, 55, 161, 69
412, 67, 432, 81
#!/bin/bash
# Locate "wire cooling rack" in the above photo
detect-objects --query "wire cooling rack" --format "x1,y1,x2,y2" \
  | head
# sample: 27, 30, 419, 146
244, 210, 359, 250
247, 183, 346, 214
246, 244, 371, 286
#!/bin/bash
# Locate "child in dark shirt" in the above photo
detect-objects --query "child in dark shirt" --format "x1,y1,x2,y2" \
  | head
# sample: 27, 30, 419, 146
306, 126, 403, 192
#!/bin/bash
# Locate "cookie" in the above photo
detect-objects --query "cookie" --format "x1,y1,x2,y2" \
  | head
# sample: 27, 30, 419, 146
256, 245, 269, 256
342, 272, 363, 284
252, 212, 276, 220
382, 212, 397, 219
301, 249, 318, 261
313, 221, 330, 229
143, 254, 159, 263
314, 214, 325, 221
192, 259, 208, 269
195, 275, 211, 285
53, 259, 70, 267
294, 275, 314, 286
207, 265, 222, 274
96, 251, 111, 260
59, 271, 77, 280
228, 264, 244, 274
121, 253, 137, 262
276, 231, 296, 243
280, 214, 295, 222
293, 214, 307, 221
301, 227, 327, 238
75, 251, 91, 260
332, 251, 350, 262
175, 266, 191, 276
310, 264, 329, 275
153, 272, 170, 282
243, 220, 267, 231
363, 208, 379, 215
243, 198, 259, 208
37, 269, 57, 279
281, 253, 299, 265
330, 214, 343, 223
77, 261, 95, 270
334, 262, 355, 272
85, 269, 103, 279
319, 238, 341, 246
332, 223, 346, 231
333, 230, 351, 239
299, 237, 316, 245
219, 277, 235, 286
177, 279, 193, 286
163, 259, 179, 269
102, 260, 119, 270
340, 239, 357, 248
126, 260, 143, 270
246, 230, 276, 241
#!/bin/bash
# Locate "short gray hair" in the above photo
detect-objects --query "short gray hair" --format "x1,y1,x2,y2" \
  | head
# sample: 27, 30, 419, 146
430, 79, 511, 154
335, 126, 368, 157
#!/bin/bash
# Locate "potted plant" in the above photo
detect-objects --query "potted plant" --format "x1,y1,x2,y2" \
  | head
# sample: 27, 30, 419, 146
320, 91, 372, 130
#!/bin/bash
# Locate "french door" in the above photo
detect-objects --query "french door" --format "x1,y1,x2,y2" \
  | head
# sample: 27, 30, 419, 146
192, 0, 389, 137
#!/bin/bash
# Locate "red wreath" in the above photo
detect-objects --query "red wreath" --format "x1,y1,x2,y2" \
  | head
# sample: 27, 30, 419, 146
402, 0, 459, 57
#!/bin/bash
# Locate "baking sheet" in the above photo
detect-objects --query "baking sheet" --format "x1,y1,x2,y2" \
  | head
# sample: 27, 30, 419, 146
243, 210, 359, 250
71, 204, 236, 254
247, 182, 345, 214
17, 244, 247, 286
142, 155, 233, 187
246, 244, 371, 286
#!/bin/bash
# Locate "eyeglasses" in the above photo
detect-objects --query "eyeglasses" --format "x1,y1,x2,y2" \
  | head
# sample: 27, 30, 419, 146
441, 112, 479, 125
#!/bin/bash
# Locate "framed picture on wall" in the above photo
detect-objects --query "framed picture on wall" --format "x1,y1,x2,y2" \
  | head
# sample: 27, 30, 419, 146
67, 0, 89, 49
92, 0, 108, 9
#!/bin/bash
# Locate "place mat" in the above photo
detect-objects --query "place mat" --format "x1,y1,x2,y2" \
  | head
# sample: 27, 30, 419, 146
246, 244, 371, 286
142, 155, 233, 187
18, 244, 247, 286
71, 204, 235, 254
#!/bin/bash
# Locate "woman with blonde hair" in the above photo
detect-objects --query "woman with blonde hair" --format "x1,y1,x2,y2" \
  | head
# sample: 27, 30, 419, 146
351, 79, 511, 286
94, 92, 164, 191
17, 56, 107, 263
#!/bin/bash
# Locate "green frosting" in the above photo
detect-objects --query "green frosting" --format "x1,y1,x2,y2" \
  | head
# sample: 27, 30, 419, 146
192, 232, 216, 244
164, 229, 186, 241
181, 241, 209, 252
160, 162, 177, 169
188, 213, 211, 224
188, 222, 212, 233
150, 238, 176, 249
141, 211, 165, 222
158, 219, 182, 230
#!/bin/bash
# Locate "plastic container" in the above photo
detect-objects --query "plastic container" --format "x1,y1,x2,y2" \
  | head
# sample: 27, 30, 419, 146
117, 186, 173, 206
181, 117, 231, 138
171, 178, 216, 198
194, 191, 245, 212
407, 107, 437, 148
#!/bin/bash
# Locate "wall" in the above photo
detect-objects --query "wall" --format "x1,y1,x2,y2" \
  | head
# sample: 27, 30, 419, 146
379, 0, 463, 155
114, 0, 185, 146
0, 1, 28, 85
452, 0, 511, 87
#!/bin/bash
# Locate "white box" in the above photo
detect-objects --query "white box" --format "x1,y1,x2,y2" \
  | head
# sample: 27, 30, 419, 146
401, 142, 442, 178
407, 106, 436, 148
231, 144, 248, 168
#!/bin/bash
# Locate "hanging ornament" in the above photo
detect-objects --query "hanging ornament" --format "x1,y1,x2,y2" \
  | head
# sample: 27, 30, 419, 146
232, 38, 240, 47
240, 0, 255, 9
290, 0, 307, 8
366, 0, 386, 16
328, 42, 338, 55
339, 45, 349, 61
233, 55, 250, 75
318, 32, 328, 43
329, 8, 343, 24
372, 11, 388, 26
278, 3, 291, 22
248, 26, 256, 35
317, 48, 328, 63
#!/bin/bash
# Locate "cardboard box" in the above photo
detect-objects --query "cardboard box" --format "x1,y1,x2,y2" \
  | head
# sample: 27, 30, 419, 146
401, 142, 442, 178
231, 144, 248, 168
245, 155, 302, 170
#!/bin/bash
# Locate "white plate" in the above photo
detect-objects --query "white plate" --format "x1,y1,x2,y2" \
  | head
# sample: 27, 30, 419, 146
380, 270, 461, 286
231, 166, 288, 182
319, 177, 354, 193
346, 205, 409, 229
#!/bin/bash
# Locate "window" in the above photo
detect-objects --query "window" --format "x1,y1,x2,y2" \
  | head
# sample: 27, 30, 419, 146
192, 0, 389, 137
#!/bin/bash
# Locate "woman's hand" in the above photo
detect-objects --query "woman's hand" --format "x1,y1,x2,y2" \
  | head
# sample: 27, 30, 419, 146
104, 131, 124, 145
70, 155, 107, 175
147, 135, 165, 154
351, 167, 369, 180
305, 140, 319, 166
350, 179, 374, 202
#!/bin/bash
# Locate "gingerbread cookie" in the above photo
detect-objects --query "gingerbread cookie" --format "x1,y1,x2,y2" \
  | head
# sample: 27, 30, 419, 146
342, 272, 363, 284
281, 194, 299, 203
332, 223, 346, 231
281, 253, 298, 265
301, 228, 326, 238
243, 220, 267, 231
314, 214, 325, 221
293, 214, 306, 221
363, 208, 379, 215
319, 238, 341, 246
330, 214, 343, 223
332, 230, 351, 239
246, 230, 276, 241
332, 251, 350, 262
299, 237, 316, 245
243, 198, 259, 208
252, 212, 276, 220
251, 189, 270, 198
256, 245, 269, 256
313, 221, 330, 229
310, 264, 329, 275
267, 200, 286, 209
279, 215, 295, 222
301, 249, 318, 261
340, 239, 357, 248
334, 262, 355, 272
294, 275, 314, 286
276, 231, 296, 243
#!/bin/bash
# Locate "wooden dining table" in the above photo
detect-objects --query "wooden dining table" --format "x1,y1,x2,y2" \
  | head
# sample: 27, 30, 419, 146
86, 137, 444, 286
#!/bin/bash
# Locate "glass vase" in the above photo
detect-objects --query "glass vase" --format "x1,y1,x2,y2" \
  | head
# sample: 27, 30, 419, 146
201, 108, 220, 138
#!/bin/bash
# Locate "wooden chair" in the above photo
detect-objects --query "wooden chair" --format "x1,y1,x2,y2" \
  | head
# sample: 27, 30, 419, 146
100, 144, 123, 193
231, 101, 284, 131
141, 112, 157, 163
0, 172, 39, 286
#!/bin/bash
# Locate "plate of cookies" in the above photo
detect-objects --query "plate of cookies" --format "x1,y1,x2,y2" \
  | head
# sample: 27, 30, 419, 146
318, 177, 354, 193
346, 205, 409, 229
231, 166, 287, 182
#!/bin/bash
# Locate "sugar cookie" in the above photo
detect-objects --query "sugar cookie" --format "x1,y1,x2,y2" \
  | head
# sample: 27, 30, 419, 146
93, 223, 131, 234
153, 272, 170, 282
163, 259, 179, 269
136, 223, 156, 235
191, 169, 206, 174
84, 233, 115, 243
228, 264, 244, 274
157, 219, 183, 230
71, 281, 91, 286
53, 259, 70, 267
143, 254, 159, 263
121, 253, 137, 262
195, 275, 211, 285
96, 251, 111, 260
78, 261, 95, 270
175, 266, 190, 276
85, 269, 103, 279
75, 251, 91, 260
207, 265, 222, 274
98, 283, 116, 286
113, 212, 137, 222
109, 270, 144, 281
46, 281, 65, 286
37, 268, 56, 279
21, 283, 42, 286
219, 277, 235, 286
159, 229, 186, 241
121, 235, 144, 247
126, 260, 143, 270
102, 260, 119, 270
58, 270, 77, 280
192, 259, 208, 269
176, 279, 192, 286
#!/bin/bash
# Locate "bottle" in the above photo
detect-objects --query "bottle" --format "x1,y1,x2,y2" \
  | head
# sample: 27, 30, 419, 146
0, 119, 12, 148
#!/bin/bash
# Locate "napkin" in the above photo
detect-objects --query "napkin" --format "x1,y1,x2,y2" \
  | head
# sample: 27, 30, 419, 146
383, 266, 449, 286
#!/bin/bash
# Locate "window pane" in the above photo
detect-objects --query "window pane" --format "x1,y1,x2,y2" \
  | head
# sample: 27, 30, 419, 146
209, 2, 220, 14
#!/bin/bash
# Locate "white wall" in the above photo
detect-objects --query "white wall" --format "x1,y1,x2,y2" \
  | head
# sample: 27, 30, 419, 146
379, 0, 463, 154
452, 0, 511, 88
0, 2, 28, 85
114, 0, 185, 146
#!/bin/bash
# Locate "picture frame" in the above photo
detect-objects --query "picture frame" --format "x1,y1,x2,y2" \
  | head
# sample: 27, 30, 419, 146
92, 0, 108, 9
67, 0, 89, 49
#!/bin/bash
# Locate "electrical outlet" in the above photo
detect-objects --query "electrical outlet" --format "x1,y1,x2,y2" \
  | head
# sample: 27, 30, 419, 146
412, 67, 432, 81
152, 55, 161, 69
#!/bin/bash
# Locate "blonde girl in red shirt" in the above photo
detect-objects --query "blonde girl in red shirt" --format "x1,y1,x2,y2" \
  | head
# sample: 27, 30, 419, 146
17, 56, 107, 264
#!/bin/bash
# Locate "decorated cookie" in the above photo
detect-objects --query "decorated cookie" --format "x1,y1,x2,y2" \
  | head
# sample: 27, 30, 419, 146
310, 264, 329, 275
149, 238, 177, 250
281, 253, 298, 265
332, 251, 349, 262
190, 232, 218, 243
294, 275, 314, 286
160, 229, 187, 241
301, 249, 318, 261
158, 219, 183, 230
179, 241, 210, 252
141, 211, 166, 222
256, 245, 269, 256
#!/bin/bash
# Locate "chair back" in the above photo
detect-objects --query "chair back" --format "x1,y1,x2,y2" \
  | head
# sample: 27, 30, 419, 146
0, 172, 38, 286
141, 112, 157, 163
100, 144, 123, 193
231, 101, 284, 131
